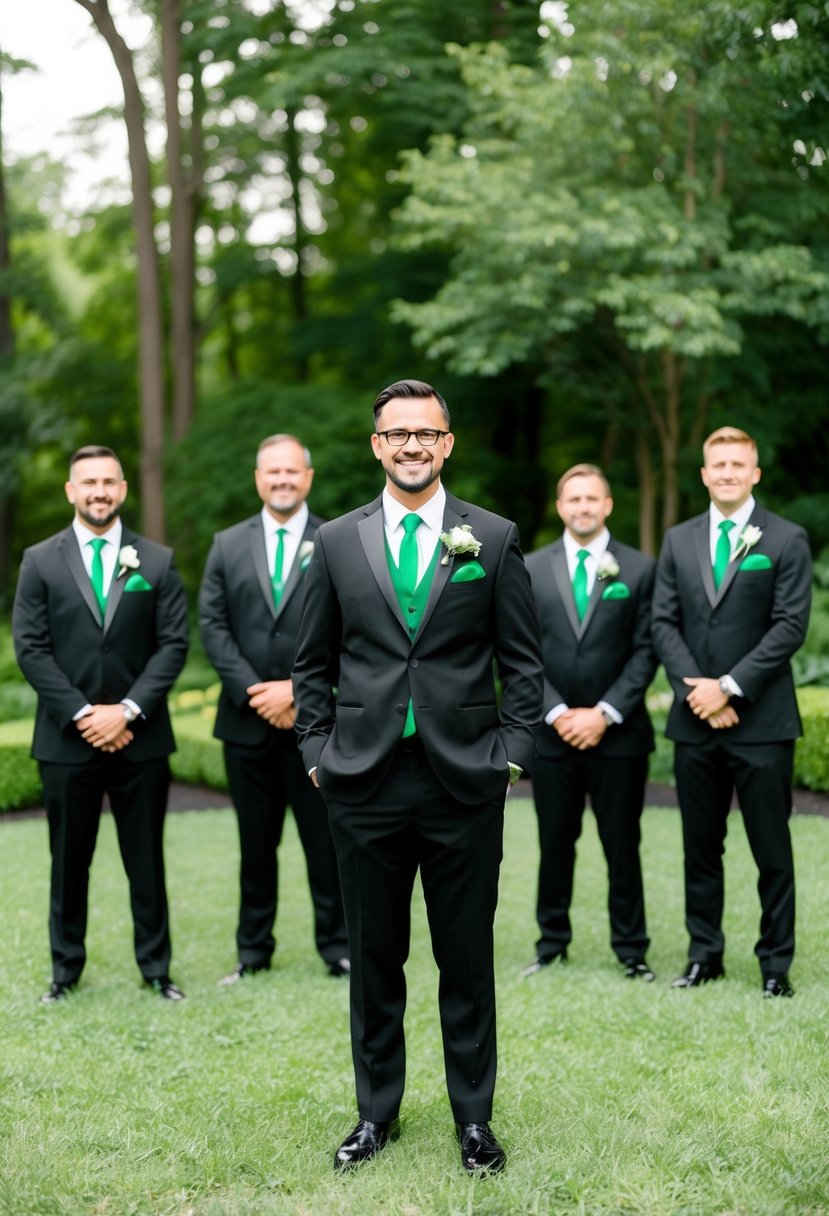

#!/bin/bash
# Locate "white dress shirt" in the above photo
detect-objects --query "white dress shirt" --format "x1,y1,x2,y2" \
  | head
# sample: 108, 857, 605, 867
381, 485, 444, 583
708, 496, 755, 697
262, 502, 309, 584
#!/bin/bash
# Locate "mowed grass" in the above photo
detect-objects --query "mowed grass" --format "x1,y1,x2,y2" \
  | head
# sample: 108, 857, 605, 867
1, 798, 829, 1216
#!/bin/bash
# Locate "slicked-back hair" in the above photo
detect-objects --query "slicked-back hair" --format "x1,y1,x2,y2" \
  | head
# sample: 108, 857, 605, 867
702, 427, 758, 462
556, 463, 611, 500
372, 379, 451, 428
257, 434, 313, 468
69, 446, 122, 479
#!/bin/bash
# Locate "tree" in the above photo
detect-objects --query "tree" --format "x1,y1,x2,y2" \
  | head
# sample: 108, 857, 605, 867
392, 0, 829, 550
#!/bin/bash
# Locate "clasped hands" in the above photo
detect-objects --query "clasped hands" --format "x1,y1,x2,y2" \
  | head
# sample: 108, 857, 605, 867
683, 677, 740, 730
554, 706, 608, 751
247, 679, 296, 730
76, 705, 134, 752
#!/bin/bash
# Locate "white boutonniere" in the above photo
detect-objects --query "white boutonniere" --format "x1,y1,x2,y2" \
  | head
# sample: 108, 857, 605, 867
298, 540, 315, 571
439, 524, 482, 566
732, 525, 763, 562
117, 544, 140, 579
596, 552, 620, 581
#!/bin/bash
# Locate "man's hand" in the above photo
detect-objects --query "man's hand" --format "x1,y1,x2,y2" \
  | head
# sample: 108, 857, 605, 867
77, 705, 133, 750
707, 705, 740, 730
247, 679, 295, 729
553, 706, 607, 751
100, 729, 135, 753
683, 677, 730, 720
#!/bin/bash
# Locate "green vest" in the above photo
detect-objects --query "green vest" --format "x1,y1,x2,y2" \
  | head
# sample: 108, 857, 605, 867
386, 535, 441, 737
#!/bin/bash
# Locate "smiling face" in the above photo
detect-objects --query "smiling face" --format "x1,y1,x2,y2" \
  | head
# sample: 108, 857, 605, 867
65, 456, 127, 533
370, 395, 454, 506
701, 441, 761, 515
255, 439, 314, 521
556, 473, 613, 544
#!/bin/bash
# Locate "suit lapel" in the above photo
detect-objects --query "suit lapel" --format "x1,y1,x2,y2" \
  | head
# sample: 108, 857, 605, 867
358, 502, 410, 637
59, 528, 102, 626
694, 517, 717, 608
713, 505, 766, 607
274, 518, 316, 621
580, 549, 610, 636
551, 541, 582, 639
411, 498, 458, 642
249, 518, 276, 619
102, 531, 130, 634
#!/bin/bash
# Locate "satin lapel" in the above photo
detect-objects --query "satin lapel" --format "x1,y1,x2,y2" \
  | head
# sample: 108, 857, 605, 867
249, 518, 276, 619
59, 528, 103, 626
275, 519, 315, 621
358, 506, 410, 637
412, 500, 461, 642
695, 518, 717, 608
551, 542, 581, 639
104, 529, 141, 633
714, 505, 765, 607
580, 559, 608, 636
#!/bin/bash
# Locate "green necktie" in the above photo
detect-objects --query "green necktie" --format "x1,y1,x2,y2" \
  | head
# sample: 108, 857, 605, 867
573, 548, 590, 621
713, 519, 736, 589
399, 513, 422, 598
88, 538, 107, 622
271, 527, 287, 608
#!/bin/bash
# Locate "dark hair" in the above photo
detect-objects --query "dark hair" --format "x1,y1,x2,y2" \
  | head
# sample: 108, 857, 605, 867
257, 434, 313, 468
556, 463, 611, 499
372, 379, 450, 428
69, 446, 122, 476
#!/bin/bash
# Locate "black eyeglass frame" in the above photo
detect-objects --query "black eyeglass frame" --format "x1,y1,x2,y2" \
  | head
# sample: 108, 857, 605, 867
375, 429, 449, 447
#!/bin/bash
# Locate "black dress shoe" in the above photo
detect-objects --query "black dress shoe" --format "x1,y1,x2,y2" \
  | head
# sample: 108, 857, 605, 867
327, 957, 351, 978
334, 1118, 400, 1170
622, 959, 656, 981
146, 976, 186, 1001
671, 960, 725, 988
457, 1122, 506, 1175
40, 980, 76, 1005
763, 972, 794, 999
520, 949, 568, 978
218, 962, 269, 987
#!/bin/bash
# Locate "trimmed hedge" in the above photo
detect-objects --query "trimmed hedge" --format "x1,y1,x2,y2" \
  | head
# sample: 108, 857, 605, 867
2, 687, 828, 813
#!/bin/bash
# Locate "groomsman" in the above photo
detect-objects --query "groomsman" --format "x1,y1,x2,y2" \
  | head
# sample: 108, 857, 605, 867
199, 435, 347, 982
293, 380, 543, 1174
652, 427, 812, 997
12, 446, 189, 1003
523, 465, 657, 981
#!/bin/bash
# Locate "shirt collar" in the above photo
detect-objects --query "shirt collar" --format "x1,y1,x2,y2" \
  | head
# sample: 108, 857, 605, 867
72, 517, 123, 550
563, 527, 610, 561
710, 495, 755, 536
382, 484, 446, 533
261, 502, 309, 538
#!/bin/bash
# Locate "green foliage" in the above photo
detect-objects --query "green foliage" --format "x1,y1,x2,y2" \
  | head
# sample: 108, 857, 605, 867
0, 719, 40, 810
2, 802, 829, 1213
794, 686, 829, 790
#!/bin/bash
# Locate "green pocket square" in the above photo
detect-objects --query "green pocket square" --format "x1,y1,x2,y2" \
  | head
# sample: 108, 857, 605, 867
451, 560, 486, 583
601, 582, 630, 600
738, 553, 773, 571
124, 572, 153, 591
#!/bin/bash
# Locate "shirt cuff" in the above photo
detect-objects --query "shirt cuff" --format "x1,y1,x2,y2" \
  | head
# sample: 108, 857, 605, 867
597, 700, 623, 725
73, 704, 93, 721
545, 703, 569, 725
720, 674, 744, 699
122, 698, 143, 718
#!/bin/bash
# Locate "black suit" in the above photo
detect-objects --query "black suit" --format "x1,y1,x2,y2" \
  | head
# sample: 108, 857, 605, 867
12, 525, 188, 984
199, 512, 346, 968
527, 538, 657, 963
293, 491, 543, 1122
652, 503, 812, 973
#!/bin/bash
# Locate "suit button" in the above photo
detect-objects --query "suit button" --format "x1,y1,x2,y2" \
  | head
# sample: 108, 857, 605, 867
409, 659, 418, 669
396, 704, 406, 715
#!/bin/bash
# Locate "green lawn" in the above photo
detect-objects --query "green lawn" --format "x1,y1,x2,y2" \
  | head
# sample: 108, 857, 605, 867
2, 799, 828, 1216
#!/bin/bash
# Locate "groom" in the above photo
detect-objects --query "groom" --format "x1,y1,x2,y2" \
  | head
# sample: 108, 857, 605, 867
293, 379, 543, 1174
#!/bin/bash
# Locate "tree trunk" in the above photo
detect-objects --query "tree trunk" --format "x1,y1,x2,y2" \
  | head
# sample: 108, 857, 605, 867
635, 428, 656, 556
0, 71, 14, 360
161, 0, 197, 442
73, 0, 166, 542
284, 106, 309, 381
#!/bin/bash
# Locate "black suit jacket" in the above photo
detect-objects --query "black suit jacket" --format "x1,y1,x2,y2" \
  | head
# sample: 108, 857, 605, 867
651, 503, 812, 743
292, 491, 544, 806
12, 526, 189, 763
199, 511, 324, 746
526, 537, 656, 759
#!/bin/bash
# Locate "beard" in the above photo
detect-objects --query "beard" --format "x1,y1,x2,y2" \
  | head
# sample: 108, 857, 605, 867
386, 457, 440, 496
77, 503, 121, 529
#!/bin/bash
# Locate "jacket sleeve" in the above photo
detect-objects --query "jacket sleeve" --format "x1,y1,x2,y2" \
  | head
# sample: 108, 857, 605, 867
198, 536, 262, 704
12, 549, 88, 728
292, 528, 341, 772
492, 524, 544, 772
124, 549, 189, 714
651, 530, 705, 703
600, 558, 658, 718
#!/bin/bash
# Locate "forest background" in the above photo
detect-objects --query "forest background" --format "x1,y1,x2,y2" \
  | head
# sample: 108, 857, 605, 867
0, 0, 827, 620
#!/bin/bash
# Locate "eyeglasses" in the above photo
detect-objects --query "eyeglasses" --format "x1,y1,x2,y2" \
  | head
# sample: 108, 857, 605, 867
376, 429, 448, 447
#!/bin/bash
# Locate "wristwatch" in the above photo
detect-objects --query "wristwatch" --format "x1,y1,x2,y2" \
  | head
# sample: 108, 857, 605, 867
122, 703, 138, 724
718, 677, 731, 698
600, 708, 615, 726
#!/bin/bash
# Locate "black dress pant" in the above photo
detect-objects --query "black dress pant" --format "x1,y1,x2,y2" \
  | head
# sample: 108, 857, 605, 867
224, 730, 346, 966
531, 752, 650, 963
674, 738, 795, 973
325, 739, 505, 1124
40, 753, 172, 984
